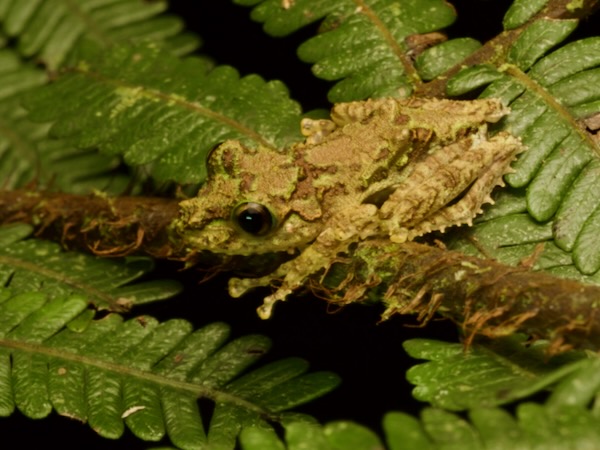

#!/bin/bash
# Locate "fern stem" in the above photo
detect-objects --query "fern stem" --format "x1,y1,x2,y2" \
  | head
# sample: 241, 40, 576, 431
419, 0, 600, 98
0, 189, 284, 273
353, 0, 423, 90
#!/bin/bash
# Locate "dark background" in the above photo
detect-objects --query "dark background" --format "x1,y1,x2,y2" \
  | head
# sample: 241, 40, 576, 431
4, 1, 597, 448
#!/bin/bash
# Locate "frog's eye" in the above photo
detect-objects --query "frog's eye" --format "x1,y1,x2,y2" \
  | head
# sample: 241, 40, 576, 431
233, 202, 274, 236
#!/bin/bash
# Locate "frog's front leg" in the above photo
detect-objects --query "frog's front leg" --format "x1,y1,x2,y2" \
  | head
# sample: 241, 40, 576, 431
229, 204, 380, 319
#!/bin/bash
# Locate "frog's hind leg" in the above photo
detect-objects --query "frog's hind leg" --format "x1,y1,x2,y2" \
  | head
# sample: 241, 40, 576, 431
386, 132, 523, 242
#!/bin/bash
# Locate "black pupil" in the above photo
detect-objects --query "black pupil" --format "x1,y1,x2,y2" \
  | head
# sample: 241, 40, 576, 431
236, 203, 272, 235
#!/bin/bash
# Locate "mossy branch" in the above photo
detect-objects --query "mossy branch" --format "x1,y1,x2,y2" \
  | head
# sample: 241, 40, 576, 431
0, 189, 182, 259
3, 189, 600, 352
320, 239, 600, 353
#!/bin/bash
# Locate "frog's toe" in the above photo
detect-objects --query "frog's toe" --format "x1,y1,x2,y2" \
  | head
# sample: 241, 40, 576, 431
228, 276, 270, 298
257, 288, 292, 319
389, 227, 409, 243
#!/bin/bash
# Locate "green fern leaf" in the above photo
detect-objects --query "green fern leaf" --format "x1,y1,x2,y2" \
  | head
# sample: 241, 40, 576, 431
236, 0, 456, 101
322, 421, 384, 449
239, 426, 286, 450
403, 337, 588, 411
415, 38, 481, 81
0, 289, 339, 448
0, 48, 132, 194
24, 43, 304, 184
383, 411, 433, 450
0, 101, 127, 193
240, 418, 390, 450
0, 0, 200, 68
0, 47, 45, 98
0, 223, 180, 310
446, 25, 600, 275
503, 0, 549, 30
506, 18, 578, 70
239, 355, 600, 449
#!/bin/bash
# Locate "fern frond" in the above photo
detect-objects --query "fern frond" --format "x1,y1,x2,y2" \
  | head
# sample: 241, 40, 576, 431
445, 19, 600, 275
403, 336, 587, 411
0, 223, 180, 310
236, 0, 457, 101
240, 350, 600, 449
0, 0, 200, 68
0, 49, 132, 194
24, 43, 304, 184
407, 354, 600, 448
239, 418, 384, 450
0, 288, 339, 448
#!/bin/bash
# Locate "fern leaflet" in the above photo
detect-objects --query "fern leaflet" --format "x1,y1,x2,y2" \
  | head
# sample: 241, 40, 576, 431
0, 223, 180, 310
403, 336, 588, 410
0, 0, 200, 68
502, 0, 550, 29
0, 48, 131, 193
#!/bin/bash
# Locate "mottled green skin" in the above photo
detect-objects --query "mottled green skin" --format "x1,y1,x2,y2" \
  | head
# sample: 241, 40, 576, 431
175, 98, 523, 318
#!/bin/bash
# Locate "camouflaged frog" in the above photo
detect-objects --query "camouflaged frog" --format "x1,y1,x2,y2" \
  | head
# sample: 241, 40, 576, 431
176, 98, 524, 318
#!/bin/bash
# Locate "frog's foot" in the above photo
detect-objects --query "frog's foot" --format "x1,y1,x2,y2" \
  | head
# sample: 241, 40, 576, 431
227, 253, 326, 319
228, 273, 291, 319
381, 129, 523, 240
231, 205, 379, 319
257, 288, 293, 319
250, 250, 328, 319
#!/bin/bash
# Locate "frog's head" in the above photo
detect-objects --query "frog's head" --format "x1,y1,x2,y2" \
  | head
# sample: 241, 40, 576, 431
177, 140, 324, 256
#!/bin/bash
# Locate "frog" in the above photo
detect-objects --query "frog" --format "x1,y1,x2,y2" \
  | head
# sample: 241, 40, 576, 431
175, 97, 524, 319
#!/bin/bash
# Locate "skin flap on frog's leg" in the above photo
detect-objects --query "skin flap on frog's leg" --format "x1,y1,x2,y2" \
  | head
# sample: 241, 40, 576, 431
403, 131, 525, 240
330, 97, 509, 142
